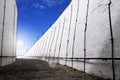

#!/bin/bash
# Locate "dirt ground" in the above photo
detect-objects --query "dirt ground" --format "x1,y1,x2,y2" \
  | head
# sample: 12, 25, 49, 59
0, 59, 110, 80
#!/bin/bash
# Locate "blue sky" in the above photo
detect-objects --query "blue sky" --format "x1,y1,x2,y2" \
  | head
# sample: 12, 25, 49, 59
16, 0, 70, 55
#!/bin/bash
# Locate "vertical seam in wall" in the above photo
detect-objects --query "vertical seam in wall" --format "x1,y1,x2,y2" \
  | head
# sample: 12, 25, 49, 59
57, 18, 65, 64
38, 39, 43, 58
108, 0, 116, 80
48, 28, 53, 60
42, 36, 47, 58
65, 5, 73, 66
48, 28, 54, 60
41, 37, 46, 58
1, 0, 6, 66
45, 27, 53, 60
84, 0, 89, 73
36, 42, 38, 58
40, 30, 45, 58
49, 27, 56, 61
41, 36, 46, 57
71, 0, 79, 68
36, 42, 39, 57
39, 42, 42, 58
38, 42, 41, 57
53, 22, 61, 63
45, 36, 49, 60
42, 35, 48, 58
41, 39, 44, 57
12, 4, 16, 62
39, 42, 41, 58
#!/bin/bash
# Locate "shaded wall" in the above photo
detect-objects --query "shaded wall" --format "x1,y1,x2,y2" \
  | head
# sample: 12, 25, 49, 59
0, 0, 18, 67
25, 0, 120, 80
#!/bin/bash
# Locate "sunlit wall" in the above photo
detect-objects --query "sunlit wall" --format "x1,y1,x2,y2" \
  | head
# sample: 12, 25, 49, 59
0, 0, 18, 67
24, 0, 120, 80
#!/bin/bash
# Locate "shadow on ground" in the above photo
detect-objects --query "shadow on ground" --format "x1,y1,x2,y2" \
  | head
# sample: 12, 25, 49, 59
0, 59, 111, 80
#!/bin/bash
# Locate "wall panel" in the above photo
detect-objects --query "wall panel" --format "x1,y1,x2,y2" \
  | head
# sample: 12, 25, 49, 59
24, 0, 120, 79
0, 0, 17, 67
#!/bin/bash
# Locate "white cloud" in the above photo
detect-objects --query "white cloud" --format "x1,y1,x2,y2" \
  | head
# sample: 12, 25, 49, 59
39, 5, 46, 9
43, 0, 65, 7
32, 3, 46, 9
58, 0, 66, 4
32, 3, 39, 8
43, 0, 56, 7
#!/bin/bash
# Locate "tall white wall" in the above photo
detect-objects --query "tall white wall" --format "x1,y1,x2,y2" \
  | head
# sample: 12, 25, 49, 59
25, 0, 120, 80
0, 0, 18, 67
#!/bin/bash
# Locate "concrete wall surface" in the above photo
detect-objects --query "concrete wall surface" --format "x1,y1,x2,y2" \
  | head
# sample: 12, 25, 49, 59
0, 0, 18, 67
25, 0, 120, 80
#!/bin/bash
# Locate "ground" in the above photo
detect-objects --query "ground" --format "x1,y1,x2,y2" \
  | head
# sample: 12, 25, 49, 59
0, 59, 110, 80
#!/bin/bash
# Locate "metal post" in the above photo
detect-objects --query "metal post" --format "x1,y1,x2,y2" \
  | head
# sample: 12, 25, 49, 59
65, 5, 73, 66
41, 36, 46, 59
37, 42, 40, 58
48, 27, 54, 60
38, 42, 42, 59
71, 0, 79, 68
108, 0, 116, 80
49, 27, 56, 61
45, 27, 53, 61
38, 40, 42, 58
84, 0, 89, 73
53, 22, 61, 63
42, 35, 48, 59
57, 18, 65, 64
41, 37, 46, 60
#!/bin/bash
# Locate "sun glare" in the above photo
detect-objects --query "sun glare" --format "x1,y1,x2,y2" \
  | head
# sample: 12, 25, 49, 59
17, 40, 24, 48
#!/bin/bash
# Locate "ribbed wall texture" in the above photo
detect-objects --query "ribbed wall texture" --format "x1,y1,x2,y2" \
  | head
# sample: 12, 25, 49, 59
0, 0, 18, 67
25, 0, 120, 80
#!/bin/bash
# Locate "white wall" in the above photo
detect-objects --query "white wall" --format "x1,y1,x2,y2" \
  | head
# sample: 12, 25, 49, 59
25, 0, 120, 80
0, 0, 18, 67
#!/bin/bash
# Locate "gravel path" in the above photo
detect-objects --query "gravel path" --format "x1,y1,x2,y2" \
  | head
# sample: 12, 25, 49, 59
0, 59, 110, 80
